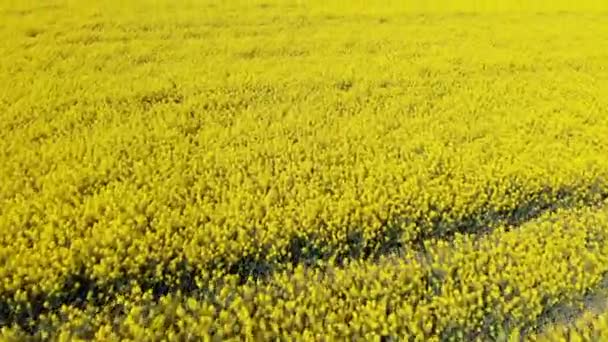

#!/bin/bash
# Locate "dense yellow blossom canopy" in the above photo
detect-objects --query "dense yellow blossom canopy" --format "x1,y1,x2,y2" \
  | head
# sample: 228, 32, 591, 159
1, 0, 607, 340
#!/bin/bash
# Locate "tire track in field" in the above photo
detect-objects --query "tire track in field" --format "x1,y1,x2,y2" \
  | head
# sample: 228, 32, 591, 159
1, 183, 607, 334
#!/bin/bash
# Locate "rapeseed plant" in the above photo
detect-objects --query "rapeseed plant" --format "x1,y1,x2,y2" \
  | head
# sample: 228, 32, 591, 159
1, 0, 608, 339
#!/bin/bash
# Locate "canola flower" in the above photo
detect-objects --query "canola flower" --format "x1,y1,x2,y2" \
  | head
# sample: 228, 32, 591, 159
3, 204, 608, 340
534, 308, 608, 341
1, 0, 608, 339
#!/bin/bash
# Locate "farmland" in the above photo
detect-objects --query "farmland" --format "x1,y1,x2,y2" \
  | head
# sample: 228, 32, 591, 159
1, 0, 608, 340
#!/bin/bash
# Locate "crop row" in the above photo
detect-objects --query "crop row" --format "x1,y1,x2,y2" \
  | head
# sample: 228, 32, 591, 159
2, 1, 608, 338
2, 203, 608, 340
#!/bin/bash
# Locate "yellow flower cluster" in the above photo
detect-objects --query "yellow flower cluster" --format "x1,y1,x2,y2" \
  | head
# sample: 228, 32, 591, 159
1, 0, 608, 339
535, 308, 608, 341
3, 205, 608, 340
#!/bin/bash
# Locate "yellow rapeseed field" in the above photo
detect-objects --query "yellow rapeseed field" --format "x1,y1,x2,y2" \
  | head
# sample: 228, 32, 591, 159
1, 0, 608, 340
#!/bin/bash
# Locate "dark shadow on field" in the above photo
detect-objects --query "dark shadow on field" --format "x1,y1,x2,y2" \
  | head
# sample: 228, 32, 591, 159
1, 183, 607, 335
